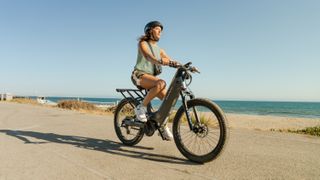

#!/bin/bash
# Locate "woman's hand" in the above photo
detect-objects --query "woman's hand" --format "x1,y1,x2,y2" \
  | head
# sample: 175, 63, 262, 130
169, 60, 181, 68
161, 57, 170, 66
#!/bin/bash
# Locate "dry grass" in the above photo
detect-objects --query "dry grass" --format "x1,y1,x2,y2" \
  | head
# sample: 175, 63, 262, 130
57, 100, 98, 110
167, 110, 217, 126
10, 98, 116, 116
167, 111, 176, 123
11, 98, 38, 105
271, 126, 320, 137
57, 100, 115, 115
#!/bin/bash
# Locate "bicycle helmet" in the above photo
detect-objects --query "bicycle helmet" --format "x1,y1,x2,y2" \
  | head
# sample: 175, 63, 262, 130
144, 21, 163, 34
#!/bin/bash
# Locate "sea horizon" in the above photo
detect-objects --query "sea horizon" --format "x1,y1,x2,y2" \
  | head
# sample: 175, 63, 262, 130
20, 95, 320, 119
19, 95, 320, 103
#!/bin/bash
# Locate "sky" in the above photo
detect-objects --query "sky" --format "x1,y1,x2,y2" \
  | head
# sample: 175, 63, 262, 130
0, 0, 319, 101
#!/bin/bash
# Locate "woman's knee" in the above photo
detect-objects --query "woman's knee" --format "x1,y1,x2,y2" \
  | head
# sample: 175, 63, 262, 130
157, 89, 166, 100
156, 80, 166, 91
139, 75, 159, 89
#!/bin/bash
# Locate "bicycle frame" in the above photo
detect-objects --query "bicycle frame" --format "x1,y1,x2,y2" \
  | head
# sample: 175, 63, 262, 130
150, 67, 195, 127
116, 63, 200, 130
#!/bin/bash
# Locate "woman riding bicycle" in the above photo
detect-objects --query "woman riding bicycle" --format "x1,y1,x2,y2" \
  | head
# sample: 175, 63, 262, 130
131, 21, 177, 140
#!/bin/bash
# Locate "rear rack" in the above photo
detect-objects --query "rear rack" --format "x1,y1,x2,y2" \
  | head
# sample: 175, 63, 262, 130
116, 88, 147, 102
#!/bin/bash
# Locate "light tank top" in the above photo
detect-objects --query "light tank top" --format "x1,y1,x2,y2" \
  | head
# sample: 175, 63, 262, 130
134, 41, 161, 75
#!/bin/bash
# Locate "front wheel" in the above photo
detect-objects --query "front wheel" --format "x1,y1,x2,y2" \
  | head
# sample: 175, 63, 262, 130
173, 98, 228, 163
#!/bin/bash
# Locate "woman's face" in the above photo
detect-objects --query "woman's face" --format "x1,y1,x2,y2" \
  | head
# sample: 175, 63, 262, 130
151, 26, 162, 41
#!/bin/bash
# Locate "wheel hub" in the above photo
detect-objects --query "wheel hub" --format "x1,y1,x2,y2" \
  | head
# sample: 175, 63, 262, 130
193, 124, 209, 138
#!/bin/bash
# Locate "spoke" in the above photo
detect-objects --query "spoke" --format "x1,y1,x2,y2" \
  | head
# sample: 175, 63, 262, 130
193, 136, 215, 155
192, 135, 197, 154
198, 137, 204, 155
208, 127, 221, 134
201, 138, 211, 153
203, 138, 212, 151
179, 124, 191, 132
202, 135, 216, 153
184, 137, 195, 150
181, 132, 193, 143
204, 137, 215, 152
206, 133, 219, 142
183, 133, 196, 148
181, 132, 194, 141
196, 136, 201, 155
189, 133, 198, 153
200, 139, 209, 155
208, 130, 220, 136
188, 134, 195, 153
206, 116, 215, 126
206, 137, 216, 149
181, 130, 193, 137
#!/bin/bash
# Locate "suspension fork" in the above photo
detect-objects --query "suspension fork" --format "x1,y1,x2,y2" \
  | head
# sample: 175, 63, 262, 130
180, 91, 200, 131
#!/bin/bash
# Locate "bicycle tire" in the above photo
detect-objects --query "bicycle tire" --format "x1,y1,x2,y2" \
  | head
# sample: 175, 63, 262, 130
173, 98, 228, 163
114, 98, 144, 146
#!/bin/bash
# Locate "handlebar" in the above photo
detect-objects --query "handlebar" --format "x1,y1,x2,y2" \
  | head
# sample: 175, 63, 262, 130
170, 61, 200, 74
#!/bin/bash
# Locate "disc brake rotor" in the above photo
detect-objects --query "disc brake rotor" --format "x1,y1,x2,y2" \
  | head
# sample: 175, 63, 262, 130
194, 124, 209, 138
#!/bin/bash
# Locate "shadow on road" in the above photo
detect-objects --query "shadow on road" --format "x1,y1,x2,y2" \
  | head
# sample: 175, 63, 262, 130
0, 129, 198, 165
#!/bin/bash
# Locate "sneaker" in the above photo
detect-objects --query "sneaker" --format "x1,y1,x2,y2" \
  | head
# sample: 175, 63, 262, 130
159, 125, 173, 141
134, 104, 147, 122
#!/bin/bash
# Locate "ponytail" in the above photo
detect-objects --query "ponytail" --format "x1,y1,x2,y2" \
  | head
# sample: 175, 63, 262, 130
138, 34, 150, 42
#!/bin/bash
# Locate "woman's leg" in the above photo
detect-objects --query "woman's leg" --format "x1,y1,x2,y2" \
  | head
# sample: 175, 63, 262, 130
139, 74, 166, 106
156, 88, 166, 100
138, 74, 172, 140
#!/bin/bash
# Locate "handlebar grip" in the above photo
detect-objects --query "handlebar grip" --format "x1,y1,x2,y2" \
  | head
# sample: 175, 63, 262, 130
169, 60, 181, 68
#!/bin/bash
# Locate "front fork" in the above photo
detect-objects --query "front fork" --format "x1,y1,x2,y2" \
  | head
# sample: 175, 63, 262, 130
180, 91, 200, 131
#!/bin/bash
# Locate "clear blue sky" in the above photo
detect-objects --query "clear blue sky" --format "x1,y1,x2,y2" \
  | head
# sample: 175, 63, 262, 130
1, 0, 319, 101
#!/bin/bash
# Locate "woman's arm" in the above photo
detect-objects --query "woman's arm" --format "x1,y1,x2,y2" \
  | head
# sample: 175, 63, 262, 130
161, 49, 181, 67
160, 49, 171, 66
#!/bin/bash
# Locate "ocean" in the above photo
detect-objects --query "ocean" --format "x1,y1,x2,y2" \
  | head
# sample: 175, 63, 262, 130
36, 96, 320, 119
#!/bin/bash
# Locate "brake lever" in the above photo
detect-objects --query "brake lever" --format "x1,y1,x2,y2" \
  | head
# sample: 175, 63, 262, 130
190, 67, 200, 73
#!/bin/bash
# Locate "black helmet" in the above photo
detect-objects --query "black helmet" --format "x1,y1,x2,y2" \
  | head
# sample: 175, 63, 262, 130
144, 21, 163, 34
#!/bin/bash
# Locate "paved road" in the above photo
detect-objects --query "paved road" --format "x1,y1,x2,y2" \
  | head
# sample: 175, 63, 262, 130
0, 102, 319, 179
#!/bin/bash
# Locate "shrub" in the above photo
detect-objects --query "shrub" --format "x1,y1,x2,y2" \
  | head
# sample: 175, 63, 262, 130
295, 126, 320, 136
57, 100, 98, 111
271, 126, 320, 137
11, 98, 38, 105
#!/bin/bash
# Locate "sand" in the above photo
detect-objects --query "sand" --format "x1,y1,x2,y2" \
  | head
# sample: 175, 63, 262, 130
226, 113, 320, 131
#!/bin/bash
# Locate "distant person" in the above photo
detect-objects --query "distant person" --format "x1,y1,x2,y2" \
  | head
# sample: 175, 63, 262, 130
131, 21, 177, 140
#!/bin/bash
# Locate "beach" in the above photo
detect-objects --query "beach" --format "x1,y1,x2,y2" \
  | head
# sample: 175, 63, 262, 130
227, 113, 320, 131
0, 101, 320, 179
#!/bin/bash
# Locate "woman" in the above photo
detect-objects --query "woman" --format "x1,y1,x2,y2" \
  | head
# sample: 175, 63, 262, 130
131, 21, 176, 140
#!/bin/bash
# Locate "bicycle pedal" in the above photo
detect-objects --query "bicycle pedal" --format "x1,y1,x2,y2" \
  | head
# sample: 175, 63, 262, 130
157, 130, 170, 141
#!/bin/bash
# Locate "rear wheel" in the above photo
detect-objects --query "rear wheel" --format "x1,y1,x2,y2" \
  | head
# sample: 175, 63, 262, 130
114, 98, 144, 146
173, 98, 228, 163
